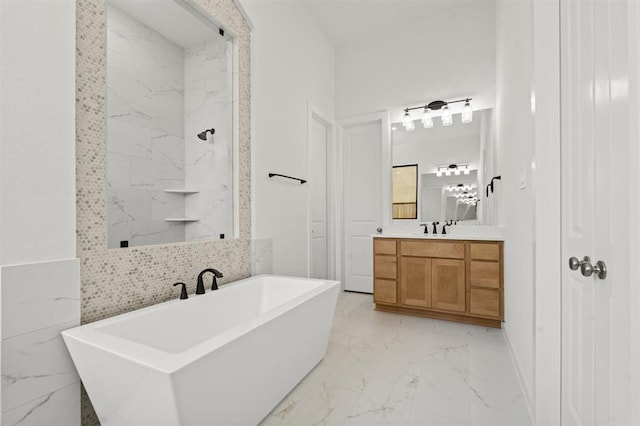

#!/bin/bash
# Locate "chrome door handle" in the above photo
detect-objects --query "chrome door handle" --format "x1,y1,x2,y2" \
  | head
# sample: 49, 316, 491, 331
580, 258, 607, 280
569, 256, 607, 280
568, 256, 581, 270
569, 255, 590, 271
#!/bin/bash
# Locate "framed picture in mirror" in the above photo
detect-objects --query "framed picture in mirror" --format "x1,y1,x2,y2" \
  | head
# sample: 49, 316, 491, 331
392, 164, 418, 219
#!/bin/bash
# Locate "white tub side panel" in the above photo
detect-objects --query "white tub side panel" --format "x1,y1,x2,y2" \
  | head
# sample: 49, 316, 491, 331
173, 285, 340, 425
62, 335, 180, 425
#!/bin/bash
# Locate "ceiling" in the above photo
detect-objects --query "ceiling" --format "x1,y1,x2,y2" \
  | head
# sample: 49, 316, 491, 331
289, 0, 491, 47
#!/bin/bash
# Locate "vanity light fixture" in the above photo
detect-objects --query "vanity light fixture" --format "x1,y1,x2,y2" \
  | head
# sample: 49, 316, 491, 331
402, 98, 473, 130
402, 110, 415, 132
436, 164, 473, 177
441, 104, 453, 127
422, 107, 434, 129
461, 99, 473, 124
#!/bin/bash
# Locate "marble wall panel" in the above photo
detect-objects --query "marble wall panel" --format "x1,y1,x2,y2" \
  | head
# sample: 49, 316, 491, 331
106, 4, 187, 247
0, 259, 81, 426
184, 34, 234, 241
251, 238, 273, 275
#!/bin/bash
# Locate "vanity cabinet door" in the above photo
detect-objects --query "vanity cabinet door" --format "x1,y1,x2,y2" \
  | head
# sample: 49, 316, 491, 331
399, 257, 432, 308
468, 242, 503, 320
432, 259, 466, 312
374, 279, 397, 304
373, 239, 398, 305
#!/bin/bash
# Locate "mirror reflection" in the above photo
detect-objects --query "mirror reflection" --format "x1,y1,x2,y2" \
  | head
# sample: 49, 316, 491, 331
105, 0, 235, 248
392, 109, 492, 224
392, 164, 418, 219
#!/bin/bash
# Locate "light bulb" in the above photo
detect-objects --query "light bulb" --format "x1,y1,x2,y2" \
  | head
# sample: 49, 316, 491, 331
436, 169, 442, 177
454, 168, 461, 176
405, 120, 415, 132
464, 166, 470, 175
441, 104, 453, 126
402, 110, 412, 129
422, 107, 434, 129
445, 169, 451, 176
461, 99, 473, 124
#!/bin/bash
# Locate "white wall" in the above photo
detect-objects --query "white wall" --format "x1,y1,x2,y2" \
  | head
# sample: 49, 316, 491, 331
495, 0, 535, 409
335, 1, 496, 123
0, 0, 77, 265
0, 0, 80, 423
244, 1, 335, 276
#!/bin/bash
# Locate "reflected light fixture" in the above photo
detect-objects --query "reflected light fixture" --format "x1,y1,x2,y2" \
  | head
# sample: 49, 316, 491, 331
401, 98, 473, 129
436, 164, 473, 178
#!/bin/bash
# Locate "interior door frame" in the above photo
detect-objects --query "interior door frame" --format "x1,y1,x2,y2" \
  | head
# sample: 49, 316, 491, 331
306, 102, 335, 280
533, 0, 562, 424
336, 111, 391, 290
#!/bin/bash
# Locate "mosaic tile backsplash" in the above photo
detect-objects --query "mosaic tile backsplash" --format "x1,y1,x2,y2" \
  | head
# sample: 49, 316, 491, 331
76, 0, 251, 423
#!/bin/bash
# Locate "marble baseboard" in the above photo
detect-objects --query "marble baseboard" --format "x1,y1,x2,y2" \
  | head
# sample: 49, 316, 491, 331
2, 381, 80, 426
251, 238, 273, 275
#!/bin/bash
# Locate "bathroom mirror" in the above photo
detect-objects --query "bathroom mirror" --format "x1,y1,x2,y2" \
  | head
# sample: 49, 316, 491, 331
105, 0, 236, 248
392, 109, 492, 224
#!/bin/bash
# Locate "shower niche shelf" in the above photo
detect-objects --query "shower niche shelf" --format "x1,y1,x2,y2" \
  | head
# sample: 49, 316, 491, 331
163, 189, 200, 194
164, 218, 200, 222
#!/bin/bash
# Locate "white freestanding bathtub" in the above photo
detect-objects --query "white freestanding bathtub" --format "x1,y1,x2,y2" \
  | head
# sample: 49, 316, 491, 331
62, 275, 340, 425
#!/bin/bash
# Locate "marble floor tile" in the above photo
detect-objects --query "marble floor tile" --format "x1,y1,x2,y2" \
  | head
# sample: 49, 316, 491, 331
260, 292, 532, 426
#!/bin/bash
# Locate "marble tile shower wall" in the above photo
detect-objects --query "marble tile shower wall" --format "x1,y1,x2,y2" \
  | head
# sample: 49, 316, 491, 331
184, 36, 234, 241
106, 4, 187, 248
1, 259, 81, 425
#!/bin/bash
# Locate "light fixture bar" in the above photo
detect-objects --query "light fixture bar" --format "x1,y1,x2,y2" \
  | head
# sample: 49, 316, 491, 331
403, 97, 472, 113
402, 98, 473, 129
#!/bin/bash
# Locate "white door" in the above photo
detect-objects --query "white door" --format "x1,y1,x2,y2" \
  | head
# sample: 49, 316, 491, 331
310, 115, 328, 279
561, 0, 638, 423
343, 120, 383, 293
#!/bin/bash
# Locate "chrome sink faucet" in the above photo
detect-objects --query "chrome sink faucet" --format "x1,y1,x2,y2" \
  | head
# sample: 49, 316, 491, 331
196, 268, 224, 294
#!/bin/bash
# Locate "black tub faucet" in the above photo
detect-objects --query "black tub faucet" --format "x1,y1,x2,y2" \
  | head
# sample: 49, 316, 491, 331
419, 223, 429, 234
173, 282, 188, 299
432, 221, 439, 234
196, 268, 224, 293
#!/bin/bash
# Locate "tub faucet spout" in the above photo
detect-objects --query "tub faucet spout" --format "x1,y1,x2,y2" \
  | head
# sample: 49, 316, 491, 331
197, 268, 224, 293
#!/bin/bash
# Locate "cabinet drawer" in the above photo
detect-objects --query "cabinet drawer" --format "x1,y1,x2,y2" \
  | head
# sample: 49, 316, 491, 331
400, 241, 464, 259
470, 261, 500, 289
469, 243, 500, 261
374, 239, 397, 255
374, 255, 397, 279
469, 288, 501, 318
374, 279, 397, 304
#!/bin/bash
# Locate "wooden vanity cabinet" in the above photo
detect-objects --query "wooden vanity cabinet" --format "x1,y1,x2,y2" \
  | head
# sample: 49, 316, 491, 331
373, 239, 398, 305
373, 238, 504, 328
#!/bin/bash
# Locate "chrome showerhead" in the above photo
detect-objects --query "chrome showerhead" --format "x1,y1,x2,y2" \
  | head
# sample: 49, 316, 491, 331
197, 128, 215, 140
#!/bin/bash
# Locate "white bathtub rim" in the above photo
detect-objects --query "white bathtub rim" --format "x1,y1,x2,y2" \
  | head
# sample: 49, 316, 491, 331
62, 275, 340, 374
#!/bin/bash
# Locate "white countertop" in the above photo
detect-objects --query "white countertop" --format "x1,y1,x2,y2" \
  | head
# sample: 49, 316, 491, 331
371, 226, 504, 241
372, 233, 503, 241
